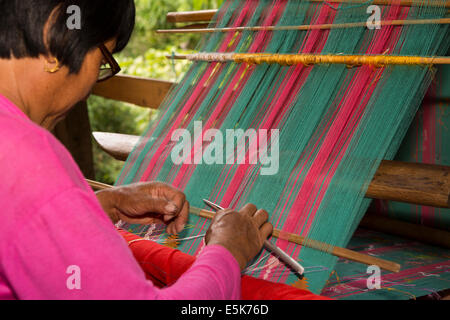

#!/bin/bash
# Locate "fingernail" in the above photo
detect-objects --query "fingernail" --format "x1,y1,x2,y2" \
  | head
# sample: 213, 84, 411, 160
165, 203, 178, 213
177, 223, 186, 233
164, 215, 174, 222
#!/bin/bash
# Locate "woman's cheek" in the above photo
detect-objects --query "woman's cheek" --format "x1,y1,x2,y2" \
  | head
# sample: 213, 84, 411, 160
79, 68, 100, 99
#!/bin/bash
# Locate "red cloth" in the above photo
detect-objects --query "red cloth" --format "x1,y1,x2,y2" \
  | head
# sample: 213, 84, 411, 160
118, 229, 330, 300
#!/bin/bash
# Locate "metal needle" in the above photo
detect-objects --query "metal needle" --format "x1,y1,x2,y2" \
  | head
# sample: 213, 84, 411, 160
203, 199, 305, 279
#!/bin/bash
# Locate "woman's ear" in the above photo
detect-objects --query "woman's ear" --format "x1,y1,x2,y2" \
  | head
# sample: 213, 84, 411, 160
41, 5, 62, 74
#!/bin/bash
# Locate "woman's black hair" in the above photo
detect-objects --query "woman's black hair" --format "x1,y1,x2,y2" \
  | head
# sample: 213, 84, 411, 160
0, 0, 135, 73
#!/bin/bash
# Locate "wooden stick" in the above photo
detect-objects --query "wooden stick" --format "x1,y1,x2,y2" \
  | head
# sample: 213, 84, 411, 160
174, 23, 210, 30
92, 131, 450, 208
157, 18, 450, 34
167, 9, 217, 23
92, 75, 174, 109
88, 179, 401, 273
86, 179, 113, 191
166, 1, 450, 23
169, 52, 450, 66
366, 160, 450, 209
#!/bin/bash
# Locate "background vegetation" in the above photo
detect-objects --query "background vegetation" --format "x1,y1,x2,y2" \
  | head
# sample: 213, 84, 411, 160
89, 0, 223, 184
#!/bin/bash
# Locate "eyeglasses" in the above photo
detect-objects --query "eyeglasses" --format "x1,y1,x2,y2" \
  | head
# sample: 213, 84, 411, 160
97, 44, 121, 82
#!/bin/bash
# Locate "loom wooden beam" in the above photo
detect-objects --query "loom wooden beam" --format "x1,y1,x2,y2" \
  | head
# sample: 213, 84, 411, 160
93, 132, 143, 161
92, 75, 174, 109
93, 131, 450, 209
367, 161, 450, 208
166, 10, 217, 23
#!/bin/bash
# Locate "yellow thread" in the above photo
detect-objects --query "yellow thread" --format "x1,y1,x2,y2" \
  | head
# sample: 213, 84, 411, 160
330, 270, 341, 285
227, 32, 240, 49
292, 276, 309, 290
385, 287, 417, 300
163, 235, 180, 249
366, 67, 385, 88
205, 63, 221, 87
231, 53, 448, 67
218, 64, 237, 89
233, 64, 250, 90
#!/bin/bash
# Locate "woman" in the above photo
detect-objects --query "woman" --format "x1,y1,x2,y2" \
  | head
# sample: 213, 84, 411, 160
0, 0, 325, 300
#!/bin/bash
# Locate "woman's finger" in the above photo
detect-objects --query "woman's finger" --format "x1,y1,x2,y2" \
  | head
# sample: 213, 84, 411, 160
253, 209, 269, 228
167, 222, 177, 235
239, 203, 257, 217
174, 200, 189, 234
116, 215, 164, 225
165, 200, 189, 235
164, 214, 175, 222
259, 222, 273, 241
135, 196, 179, 216
155, 184, 186, 214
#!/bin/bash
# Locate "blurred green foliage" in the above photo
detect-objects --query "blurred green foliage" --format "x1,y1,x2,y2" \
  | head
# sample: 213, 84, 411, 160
89, 0, 222, 184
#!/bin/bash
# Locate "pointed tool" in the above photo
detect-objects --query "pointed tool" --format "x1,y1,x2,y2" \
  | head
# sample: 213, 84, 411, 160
203, 199, 305, 279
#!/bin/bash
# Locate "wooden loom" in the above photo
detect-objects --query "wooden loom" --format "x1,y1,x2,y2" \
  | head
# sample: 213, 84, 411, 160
87, 7, 450, 299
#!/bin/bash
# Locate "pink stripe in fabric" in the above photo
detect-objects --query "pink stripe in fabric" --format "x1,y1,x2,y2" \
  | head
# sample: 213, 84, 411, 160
138, 0, 254, 183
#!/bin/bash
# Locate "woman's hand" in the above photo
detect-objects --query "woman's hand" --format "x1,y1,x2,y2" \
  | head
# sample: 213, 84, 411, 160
205, 203, 273, 271
96, 182, 189, 235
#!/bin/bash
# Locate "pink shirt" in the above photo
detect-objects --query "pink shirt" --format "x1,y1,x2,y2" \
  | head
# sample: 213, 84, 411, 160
0, 94, 241, 300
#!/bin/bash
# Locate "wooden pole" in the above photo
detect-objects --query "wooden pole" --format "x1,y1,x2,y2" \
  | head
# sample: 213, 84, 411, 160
92, 75, 174, 110
167, 9, 217, 23
157, 18, 450, 34
169, 52, 450, 66
366, 161, 450, 209
88, 178, 401, 273
166, 2, 450, 23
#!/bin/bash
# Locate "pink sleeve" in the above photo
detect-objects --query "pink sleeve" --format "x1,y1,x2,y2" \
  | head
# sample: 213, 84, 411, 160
0, 117, 241, 300
3, 188, 241, 300
156, 245, 242, 300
